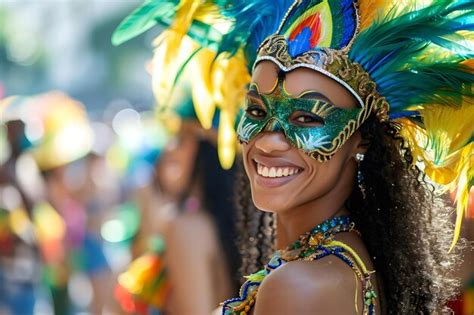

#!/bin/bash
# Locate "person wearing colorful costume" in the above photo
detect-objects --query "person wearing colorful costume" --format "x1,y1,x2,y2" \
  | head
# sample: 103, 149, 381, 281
114, 0, 473, 313
0, 92, 108, 315
0, 96, 44, 315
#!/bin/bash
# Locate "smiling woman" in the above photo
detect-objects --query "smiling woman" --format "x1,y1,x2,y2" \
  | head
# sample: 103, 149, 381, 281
241, 64, 362, 215
113, 0, 474, 314
236, 60, 382, 315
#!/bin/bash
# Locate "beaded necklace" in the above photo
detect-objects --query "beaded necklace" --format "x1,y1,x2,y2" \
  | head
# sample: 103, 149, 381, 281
222, 215, 377, 315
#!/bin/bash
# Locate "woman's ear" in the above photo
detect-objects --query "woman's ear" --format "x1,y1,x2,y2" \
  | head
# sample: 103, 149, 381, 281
348, 131, 370, 162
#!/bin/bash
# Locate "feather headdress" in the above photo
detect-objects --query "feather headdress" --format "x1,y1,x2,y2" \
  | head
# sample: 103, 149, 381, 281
113, 0, 473, 247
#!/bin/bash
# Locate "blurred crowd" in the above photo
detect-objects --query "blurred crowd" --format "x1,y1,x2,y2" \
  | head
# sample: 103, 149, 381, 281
0, 90, 241, 315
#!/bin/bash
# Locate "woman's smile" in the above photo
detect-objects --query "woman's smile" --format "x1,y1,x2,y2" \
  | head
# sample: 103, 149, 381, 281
251, 155, 304, 188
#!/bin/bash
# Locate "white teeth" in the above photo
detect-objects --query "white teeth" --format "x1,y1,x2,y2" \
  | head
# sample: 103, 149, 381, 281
256, 163, 301, 178
269, 167, 276, 177
276, 168, 283, 177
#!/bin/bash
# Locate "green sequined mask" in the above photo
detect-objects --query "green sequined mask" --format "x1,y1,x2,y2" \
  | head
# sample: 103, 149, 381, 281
237, 80, 369, 161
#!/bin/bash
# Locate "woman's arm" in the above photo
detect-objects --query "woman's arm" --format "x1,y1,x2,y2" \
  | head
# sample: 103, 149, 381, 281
164, 213, 218, 315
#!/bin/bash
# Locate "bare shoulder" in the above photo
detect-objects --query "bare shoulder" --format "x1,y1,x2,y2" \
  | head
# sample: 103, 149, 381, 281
254, 255, 360, 315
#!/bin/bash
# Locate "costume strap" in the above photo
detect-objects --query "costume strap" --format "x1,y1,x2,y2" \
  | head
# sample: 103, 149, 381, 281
324, 240, 377, 315
326, 240, 370, 274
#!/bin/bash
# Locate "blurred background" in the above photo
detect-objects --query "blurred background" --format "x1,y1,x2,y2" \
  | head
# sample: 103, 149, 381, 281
0, 1, 166, 314
0, 0, 157, 113
0, 1, 243, 314
0, 1, 472, 315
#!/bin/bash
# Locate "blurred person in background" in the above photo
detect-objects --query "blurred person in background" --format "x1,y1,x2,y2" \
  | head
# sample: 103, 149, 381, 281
110, 10, 242, 309
156, 114, 240, 315
42, 161, 111, 315
115, 100, 240, 315
0, 92, 112, 315
0, 97, 44, 315
61, 121, 120, 315
29, 92, 111, 315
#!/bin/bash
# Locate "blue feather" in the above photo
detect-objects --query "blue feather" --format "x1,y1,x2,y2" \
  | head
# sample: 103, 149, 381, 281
220, 0, 293, 65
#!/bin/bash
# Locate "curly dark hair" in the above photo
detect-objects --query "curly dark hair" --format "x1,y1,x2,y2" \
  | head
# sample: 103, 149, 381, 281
235, 115, 464, 314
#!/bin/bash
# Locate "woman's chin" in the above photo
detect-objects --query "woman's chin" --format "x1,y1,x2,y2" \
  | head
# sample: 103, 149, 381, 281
251, 190, 293, 213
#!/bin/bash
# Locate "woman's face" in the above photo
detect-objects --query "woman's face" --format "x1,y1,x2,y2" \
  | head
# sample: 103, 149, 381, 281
242, 61, 362, 212
156, 121, 200, 199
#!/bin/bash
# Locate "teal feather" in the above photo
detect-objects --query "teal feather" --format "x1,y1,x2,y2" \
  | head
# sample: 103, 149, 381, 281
112, 0, 226, 50
350, 0, 474, 115
219, 0, 294, 66
112, 0, 178, 46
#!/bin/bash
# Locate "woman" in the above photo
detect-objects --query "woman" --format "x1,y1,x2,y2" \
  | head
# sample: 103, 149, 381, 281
156, 118, 240, 315
114, 0, 473, 313
115, 106, 240, 315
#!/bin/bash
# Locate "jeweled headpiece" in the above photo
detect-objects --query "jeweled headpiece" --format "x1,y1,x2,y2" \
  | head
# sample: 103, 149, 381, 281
113, 0, 474, 247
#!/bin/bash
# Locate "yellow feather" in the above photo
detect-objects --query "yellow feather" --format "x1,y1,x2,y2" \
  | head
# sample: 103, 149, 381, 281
419, 103, 474, 177
149, 1, 251, 169
212, 51, 251, 168
190, 49, 218, 129
400, 99, 474, 250
165, 0, 201, 66
218, 108, 236, 170
449, 145, 473, 251
358, 0, 434, 31
358, 0, 387, 30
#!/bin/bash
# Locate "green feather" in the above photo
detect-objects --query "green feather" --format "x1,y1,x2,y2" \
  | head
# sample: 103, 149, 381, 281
112, 0, 179, 46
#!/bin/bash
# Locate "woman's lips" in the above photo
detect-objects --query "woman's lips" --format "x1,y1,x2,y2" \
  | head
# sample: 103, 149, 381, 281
252, 158, 303, 188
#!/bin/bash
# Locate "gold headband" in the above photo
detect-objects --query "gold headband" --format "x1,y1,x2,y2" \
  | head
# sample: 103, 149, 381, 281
254, 34, 389, 122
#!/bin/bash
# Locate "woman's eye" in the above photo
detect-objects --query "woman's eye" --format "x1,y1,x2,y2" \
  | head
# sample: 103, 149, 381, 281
246, 106, 266, 119
296, 115, 315, 123
290, 112, 324, 127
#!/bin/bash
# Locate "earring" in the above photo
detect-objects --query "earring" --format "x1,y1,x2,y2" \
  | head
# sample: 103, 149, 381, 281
355, 153, 366, 199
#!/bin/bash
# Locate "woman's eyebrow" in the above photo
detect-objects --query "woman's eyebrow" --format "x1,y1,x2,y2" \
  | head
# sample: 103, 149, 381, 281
297, 91, 334, 104
247, 90, 263, 100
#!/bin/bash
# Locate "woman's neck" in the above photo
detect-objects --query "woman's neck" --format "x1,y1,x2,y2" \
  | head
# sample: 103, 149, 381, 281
274, 175, 353, 249
275, 205, 349, 250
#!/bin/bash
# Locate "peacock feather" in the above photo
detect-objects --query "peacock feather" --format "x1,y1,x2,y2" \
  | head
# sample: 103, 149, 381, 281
277, 0, 358, 55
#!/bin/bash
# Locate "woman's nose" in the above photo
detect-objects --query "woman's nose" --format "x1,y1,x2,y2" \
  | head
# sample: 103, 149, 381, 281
254, 132, 292, 154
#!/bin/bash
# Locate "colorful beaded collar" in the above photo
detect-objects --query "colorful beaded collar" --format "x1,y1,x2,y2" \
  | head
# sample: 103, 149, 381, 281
222, 215, 377, 315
